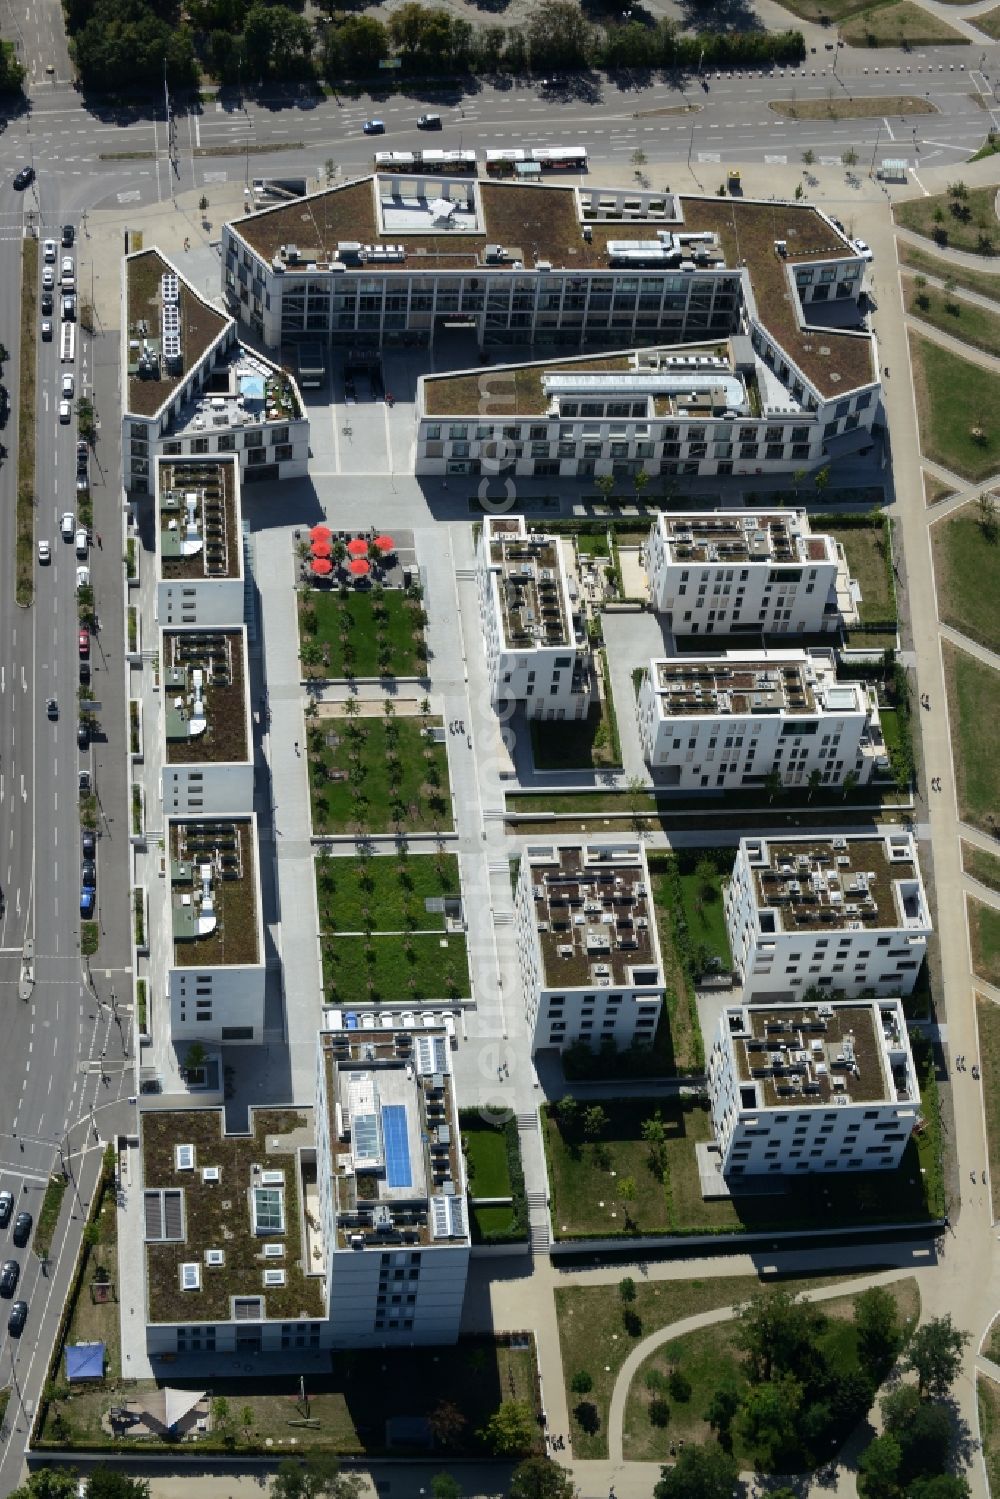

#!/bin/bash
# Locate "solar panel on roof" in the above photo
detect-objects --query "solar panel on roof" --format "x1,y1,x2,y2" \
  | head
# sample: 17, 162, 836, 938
382, 1104, 413, 1189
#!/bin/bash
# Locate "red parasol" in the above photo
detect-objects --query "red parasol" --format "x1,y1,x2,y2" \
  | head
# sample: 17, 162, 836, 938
348, 558, 371, 577
346, 537, 369, 558
374, 535, 395, 553
311, 557, 333, 576
311, 539, 333, 558
309, 524, 332, 541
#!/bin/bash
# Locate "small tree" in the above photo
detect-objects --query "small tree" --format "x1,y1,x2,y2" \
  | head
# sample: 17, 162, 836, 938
648, 1397, 670, 1427
807, 768, 823, 802
668, 1368, 692, 1402
507, 1457, 576, 1499
582, 1103, 607, 1140
479, 1399, 536, 1456
813, 464, 831, 496
977, 490, 999, 543
554, 1094, 579, 1131
842, 147, 858, 166
618, 1175, 637, 1227
764, 769, 783, 803
855, 1284, 903, 1375
594, 473, 616, 501
427, 1399, 466, 1449
802, 148, 815, 165
619, 1275, 637, 1304
913, 273, 930, 310
904, 1314, 968, 1399
570, 1369, 593, 1394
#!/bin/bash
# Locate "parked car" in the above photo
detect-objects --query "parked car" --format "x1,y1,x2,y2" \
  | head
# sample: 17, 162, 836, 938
75, 527, 88, 557
42, 266, 54, 291
82, 859, 96, 889
0, 1261, 19, 1297
80, 887, 95, 918
61, 295, 76, 321
76, 440, 88, 472
61, 255, 74, 281
76, 565, 90, 589
12, 1212, 31, 1248
37, 539, 51, 564
61, 511, 75, 540
13, 166, 34, 190
82, 830, 96, 859
41, 291, 53, 315
78, 626, 90, 658
43, 239, 56, 262
77, 719, 89, 749
62, 373, 74, 399
41, 320, 52, 341
0, 1191, 13, 1228
79, 660, 91, 686
8, 1300, 27, 1337
363, 119, 385, 134
852, 238, 873, 262
62, 224, 75, 247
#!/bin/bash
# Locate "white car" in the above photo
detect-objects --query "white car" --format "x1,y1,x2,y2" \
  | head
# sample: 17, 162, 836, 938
60, 512, 75, 540
852, 238, 874, 262
61, 373, 74, 399
76, 565, 90, 590
75, 528, 88, 558
61, 256, 74, 280
41, 267, 54, 291
58, 400, 71, 424
37, 539, 51, 564
43, 239, 56, 263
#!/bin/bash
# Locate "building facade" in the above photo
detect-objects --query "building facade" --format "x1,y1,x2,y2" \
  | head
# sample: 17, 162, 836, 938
708, 998, 919, 1178
476, 516, 590, 719
637, 650, 887, 789
513, 841, 665, 1053
724, 833, 931, 1002
645, 509, 858, 635
315, 1022, 470, 1346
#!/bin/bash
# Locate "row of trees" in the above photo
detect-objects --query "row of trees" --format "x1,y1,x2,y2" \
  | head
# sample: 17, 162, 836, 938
0, 38, 24, 93
63, 0, 804, 91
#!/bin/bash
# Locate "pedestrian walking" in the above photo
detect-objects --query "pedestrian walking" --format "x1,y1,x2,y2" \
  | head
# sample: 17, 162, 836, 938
97, 533, 102, 548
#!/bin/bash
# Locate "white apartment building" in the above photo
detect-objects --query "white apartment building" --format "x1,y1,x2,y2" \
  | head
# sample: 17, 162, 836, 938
166, 815, 266, 1045
122, 247, 309, 495
708, 998, 919, 1178
645, 509, 858, 636
161, 626, 254, 817
637, 650, 887, 789
513, 841, 665, 1053
476, 515, 590, 720
139, 1104, 328, 1359
155, 456, 246, 630
315, 1021, 470, 1346
724, 833, 931, 1002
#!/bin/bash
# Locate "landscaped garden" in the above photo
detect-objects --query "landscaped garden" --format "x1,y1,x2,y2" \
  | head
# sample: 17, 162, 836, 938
943, 642, 1000, 833
315, 849, 460, 932
901, 241, 1000, 306
980, 1374, 1000, 1498
823, 513, 896, 630
298, 585, 427, 680
896, 182, 1000, 256
322, 929, 470, 1007
931, 498, 1000, 654
905, 273, 1000, 361
460, 1110, 528, 1244
964, 841, 1000, 895
529, 693, 621, 772
307, 705, 452, 836
969, 897, 1000, 990
908, 333, 1000, 481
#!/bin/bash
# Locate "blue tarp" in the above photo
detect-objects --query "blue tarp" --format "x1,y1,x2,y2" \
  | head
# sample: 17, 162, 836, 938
66, 1342, 105, 1381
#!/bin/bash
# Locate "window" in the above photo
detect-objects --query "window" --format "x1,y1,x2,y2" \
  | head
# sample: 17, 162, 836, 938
252, 1186, 285, 1235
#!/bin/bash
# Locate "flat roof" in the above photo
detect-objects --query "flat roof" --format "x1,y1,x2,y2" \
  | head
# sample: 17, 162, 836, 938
524, 843, 662, 989
320, 1029, 467, 1251
158, 458, 242, 582
654, 510, 837, 567
169, 818, 259, 967
125, 249, 230, 419
648, 652, 848, 718
743, 834, 927, 935
163, 629, 248, 766
487, 527, 572, 650
230, 180, 872, 397
142, 1107, 324, 1325
728, 1002, 891, 1109
168, 343, 303, 439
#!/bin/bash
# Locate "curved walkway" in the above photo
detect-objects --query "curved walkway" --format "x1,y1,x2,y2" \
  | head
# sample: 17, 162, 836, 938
607, 1267, 914, 1466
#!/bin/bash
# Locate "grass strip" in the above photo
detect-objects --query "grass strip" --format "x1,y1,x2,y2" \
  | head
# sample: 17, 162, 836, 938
904, 273, 1000, 361
16, 241, 38, 605
977, 994, 1000, 1220
34, 1175, 68, 1260
900, 242, 1000, 306
769, 94, 935, 119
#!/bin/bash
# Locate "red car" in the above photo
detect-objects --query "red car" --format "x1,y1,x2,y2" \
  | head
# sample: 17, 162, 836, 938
78, 627, 90, 658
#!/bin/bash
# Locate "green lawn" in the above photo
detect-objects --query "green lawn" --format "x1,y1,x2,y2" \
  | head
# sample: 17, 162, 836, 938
647, 863, 705, 1077
980, 1375, 1000, 1499
905, 275, 1000, 362
530, 701, 621, 771
976, 5, 1000, 37
557, 1270, 855, 1460
943, 642, 1000, 833
308, 715, 452, 835
931, 502, 1000, 654
768, 0, 871, 21
902, 243, 1000, 308
622, 1280, 920, 1465
322, 930, 470, 1007
678, 867, 733, 972
969, 897, 1000, 990
909, 333, 1000, 481
315, 850, 460, 932
964, 841, 1000, 895
841, 1, 967, 45
38, 1338, 541, 1458
924, 471, 954, 507
976, 995, 1000, 1221
826, 518, 896, 628
464, 1123, 514, 1198
299, 589, 427, 679
542, 1093, 938, 1243
897, 186, 999, 257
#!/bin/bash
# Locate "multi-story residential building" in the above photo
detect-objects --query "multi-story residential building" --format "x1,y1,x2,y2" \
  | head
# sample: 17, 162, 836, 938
476, 515, 590, 720
645, 509, 858, 635
155, 457, 246, 630
637, 650, 887, 789
707, 997, 919, 1178
315, 1021, 470, 1346
161, 626, 254, 816
166, 815, 266, 1045
724, 833, 931, 1002
139, 1104, 327, 1359
416, 338, 877, 482
122, 247, 309, 496
513, 841, 665, 1053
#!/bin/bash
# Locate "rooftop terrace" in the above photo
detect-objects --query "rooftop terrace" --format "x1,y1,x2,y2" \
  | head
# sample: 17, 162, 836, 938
158, 459, 241, 582
126, 250, 230, 419
142, 1107, 324, 1325
231, 180, 872, 398
163, 629, 248, 766
169, 818, 259, 967
169, 344, 302, 440
655, 510, 837, 568
321, 1029, 467, 1251
488, 527, 571, 650
746, 835, 926, 935
727, 1002, 904, 1110
525, 844, 662, 989
648, 654, 843, 717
